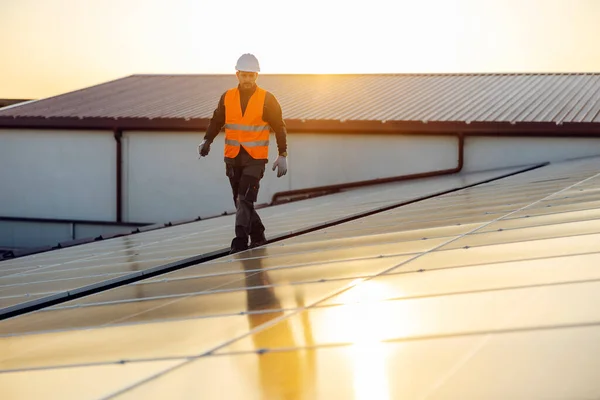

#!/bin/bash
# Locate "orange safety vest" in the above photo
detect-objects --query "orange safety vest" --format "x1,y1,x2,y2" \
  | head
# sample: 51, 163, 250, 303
224, 86, 270, 159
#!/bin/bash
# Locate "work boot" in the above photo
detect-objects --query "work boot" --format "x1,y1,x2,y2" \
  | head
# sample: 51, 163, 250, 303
250, 231, 267, 248
230, 237, 249, 254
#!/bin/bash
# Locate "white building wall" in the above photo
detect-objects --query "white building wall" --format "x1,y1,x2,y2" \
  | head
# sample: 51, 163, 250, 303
124, 131, 235, 223
0, 220, 72, 248
289, 134, 457, 189
74, 224, 138, 241
463, 136, 600, 172
3, 128, 600, 249
0, 129, 116, 220
124, 131, 458, 223
0, 220, 142, 249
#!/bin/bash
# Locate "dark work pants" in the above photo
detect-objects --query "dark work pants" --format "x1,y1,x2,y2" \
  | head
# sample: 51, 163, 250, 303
227, 164, 266, 244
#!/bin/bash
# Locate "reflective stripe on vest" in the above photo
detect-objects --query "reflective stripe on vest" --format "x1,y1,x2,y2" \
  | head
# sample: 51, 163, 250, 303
223, 87, 270, 160
224, 123, 269, 132
225, 139, 270, 147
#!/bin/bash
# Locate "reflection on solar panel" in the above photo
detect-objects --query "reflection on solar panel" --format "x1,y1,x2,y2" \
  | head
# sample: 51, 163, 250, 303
0, 166, 528, 318
3, 156, 600, 399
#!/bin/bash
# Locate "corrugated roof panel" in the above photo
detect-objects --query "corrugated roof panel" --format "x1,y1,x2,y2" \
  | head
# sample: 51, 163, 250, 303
512, 75, 572, 122
473, 74, 528, 122
553, 75, 600, 122
487, 75, 551, 122
551, 75, 599, 123
428, 75, 493, 121
480, 75, 526, 121
2, 73, 600, 126
435, 74, 501, 122
395, 75, 460, 121
531, 75, 594, 122
368, 75, 424, 121
587, 87, 600, 123
576, 82, 600, 123
572, 77, 600, 122
427, 75, 504, 122
335, 76, 391, 121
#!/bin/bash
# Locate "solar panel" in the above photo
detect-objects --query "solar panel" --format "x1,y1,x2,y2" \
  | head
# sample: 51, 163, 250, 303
0, 165, 530, 318
3, 156, 600, 398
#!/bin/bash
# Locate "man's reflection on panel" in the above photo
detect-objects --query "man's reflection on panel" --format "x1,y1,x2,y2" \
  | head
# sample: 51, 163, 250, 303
241, 247, 316, 399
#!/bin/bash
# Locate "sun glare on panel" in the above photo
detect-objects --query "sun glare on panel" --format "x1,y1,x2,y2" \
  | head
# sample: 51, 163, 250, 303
336, 279, 397, 305
351, 340, 391, 400
331, 279, 409, 400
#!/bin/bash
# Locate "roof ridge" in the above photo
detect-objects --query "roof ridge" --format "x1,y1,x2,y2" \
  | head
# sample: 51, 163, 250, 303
129, 72, 600, 78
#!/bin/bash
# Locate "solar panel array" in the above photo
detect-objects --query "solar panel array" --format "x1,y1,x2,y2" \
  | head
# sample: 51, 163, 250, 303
0, 166, 525, 317
3, 156, 600, 399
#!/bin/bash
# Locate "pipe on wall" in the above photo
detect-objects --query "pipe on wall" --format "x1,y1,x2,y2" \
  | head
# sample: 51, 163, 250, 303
271, 133, 465, 204
114, 129, 123, 222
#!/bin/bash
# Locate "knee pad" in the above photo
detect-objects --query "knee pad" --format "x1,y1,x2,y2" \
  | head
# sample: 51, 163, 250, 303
237, 186, 258, 203
239, 175, 260, 203
245, 182, 259, 202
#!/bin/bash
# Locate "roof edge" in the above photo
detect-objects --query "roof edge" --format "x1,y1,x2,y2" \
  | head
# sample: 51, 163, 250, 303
3, 75, 136, 112
1, 117, 600, 136
0, 99, 40, 111
129, 72, 600, 78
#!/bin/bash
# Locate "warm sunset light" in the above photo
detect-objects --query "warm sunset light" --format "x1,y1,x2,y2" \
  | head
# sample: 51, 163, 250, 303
2, 0, 600, 99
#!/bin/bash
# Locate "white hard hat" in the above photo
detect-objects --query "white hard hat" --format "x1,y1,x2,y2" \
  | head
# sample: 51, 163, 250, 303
235, 53, 260, 73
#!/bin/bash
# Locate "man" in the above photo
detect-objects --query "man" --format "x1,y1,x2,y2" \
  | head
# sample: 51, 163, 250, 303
198, 53, 288, 254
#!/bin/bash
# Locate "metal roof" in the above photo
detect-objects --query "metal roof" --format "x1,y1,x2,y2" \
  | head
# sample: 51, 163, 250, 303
0, 99, 30, 109
1, 73, 600, 133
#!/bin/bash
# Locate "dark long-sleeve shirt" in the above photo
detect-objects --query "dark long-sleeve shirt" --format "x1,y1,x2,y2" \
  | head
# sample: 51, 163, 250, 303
204, 84, 287, 165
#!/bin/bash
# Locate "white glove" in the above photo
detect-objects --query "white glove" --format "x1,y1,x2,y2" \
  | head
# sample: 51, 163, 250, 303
272, 155, 287, 177
198, 139, 210, 157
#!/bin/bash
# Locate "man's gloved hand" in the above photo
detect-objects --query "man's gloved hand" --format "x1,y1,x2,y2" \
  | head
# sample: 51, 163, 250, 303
198, 139, 210, 157
272, 155, 287, 177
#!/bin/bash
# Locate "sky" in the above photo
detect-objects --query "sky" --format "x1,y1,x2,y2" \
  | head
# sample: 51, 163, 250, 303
1, 0, 600, 99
